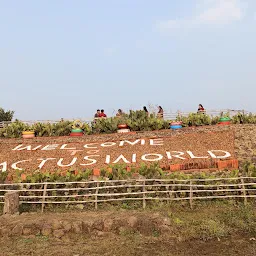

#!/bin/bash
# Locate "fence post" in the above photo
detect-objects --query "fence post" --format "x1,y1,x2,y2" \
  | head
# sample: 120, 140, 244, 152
3, 191, 19, 215
143, 180, 146, 209
189, 180, 193, 209
240, 178, 247, 205
41, 183, 48, 213
95, 181, 99, 210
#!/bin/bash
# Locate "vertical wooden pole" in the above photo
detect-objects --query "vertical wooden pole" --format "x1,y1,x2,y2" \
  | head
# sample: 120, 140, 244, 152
95, 182, 99, 210
241, 178, 247, 205
41, 183, 48, 213
143, 181, 146, 209
189, 180, 193, 209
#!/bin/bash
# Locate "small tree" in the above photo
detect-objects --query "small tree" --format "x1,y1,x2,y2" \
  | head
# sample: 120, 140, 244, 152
0, 108, 14, 122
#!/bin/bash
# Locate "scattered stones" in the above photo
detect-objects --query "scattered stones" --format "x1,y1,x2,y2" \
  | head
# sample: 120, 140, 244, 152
11, 224, 23, 236
41, 225, 52, 236
53, 229, 65, 239
72, 221, 83, 234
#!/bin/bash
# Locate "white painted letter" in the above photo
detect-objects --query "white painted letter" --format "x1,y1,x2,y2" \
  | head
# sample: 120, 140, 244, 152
57, 158, 77, 167
187, 151, 208, 159
12, 145, 32, 151
166, 151, 186, 160
41, 144, 59, 150
105, 155, 111, 164
80, 155, 100, 166
84, 143, 98, 149
37, 158, 56, 169
132, 153, 137, 163
101, 142, 116, 147
141, 154, 163, 162
150, 139, 164, 146
208, 150, 231, 159
119, 139, 145, 147
60, 144, 76, 150
0, 162, 7, 172
113, 155, 130, 164
11, 160, 31, 170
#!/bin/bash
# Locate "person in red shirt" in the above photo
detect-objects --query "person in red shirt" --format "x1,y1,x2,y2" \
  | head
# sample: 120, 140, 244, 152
99, 109, 107, 118
197, 104, 205, 113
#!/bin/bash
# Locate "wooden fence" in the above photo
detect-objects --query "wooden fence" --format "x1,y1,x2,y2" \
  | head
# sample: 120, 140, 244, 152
0, 177, 255, 212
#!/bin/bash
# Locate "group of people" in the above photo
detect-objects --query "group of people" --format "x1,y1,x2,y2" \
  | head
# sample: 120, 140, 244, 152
93, 104, 205, 119
93, 105, 164, 119
94, 109, 107, 118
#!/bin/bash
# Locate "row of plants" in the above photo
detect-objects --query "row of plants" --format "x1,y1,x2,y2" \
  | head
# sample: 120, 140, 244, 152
0, 111, 256, 138
1, 161, 256, 184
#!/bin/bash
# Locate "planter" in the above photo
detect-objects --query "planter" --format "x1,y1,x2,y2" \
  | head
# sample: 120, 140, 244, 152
117, 123, 130, 133
70, 132, 83, 137
170, 121, 182, 130
118, 124, 128, 129
219, 117, 230, 122
117, 129, 131, 133
218, 121, 231, 125
22, 134, 35, 139
71, 129, 83, 133
219, 117, 231, 126
22, 131, 35, 139
170, 125, 182, 130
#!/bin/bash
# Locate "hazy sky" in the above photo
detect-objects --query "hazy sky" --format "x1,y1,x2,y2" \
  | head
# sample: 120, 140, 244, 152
1, 0, 256, 120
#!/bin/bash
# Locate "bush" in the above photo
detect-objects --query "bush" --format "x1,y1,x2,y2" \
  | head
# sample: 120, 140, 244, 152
0, 107, 14, 122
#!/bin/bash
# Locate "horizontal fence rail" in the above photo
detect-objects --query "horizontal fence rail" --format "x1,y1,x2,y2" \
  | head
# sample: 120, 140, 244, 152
0, 177, 255, 211
0, 109, 248, 127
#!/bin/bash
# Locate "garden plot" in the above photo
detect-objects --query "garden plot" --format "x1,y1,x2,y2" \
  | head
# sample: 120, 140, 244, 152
0, 130, 234, 174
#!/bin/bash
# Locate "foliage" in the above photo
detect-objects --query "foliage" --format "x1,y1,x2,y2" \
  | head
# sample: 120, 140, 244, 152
0, 121, 92, 138
0, 120, 30, 138
177, 113, 211, 127
0, 107, 14, 122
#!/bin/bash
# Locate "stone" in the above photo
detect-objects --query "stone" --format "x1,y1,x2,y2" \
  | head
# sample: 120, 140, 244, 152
12, 224, 23, 236
127, 216, 138, 228
103, 218, 113, 232
53, 229, 65, 239
92, 219, 104, 231
3, 192, 19, 215
72, 221, 83, 234
63, 221, 72, 232
52, 220, 63, 230
41, 225, 52, 236
23, 225, 39, 236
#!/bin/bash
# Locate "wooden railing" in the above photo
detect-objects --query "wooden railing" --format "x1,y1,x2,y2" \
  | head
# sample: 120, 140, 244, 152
0, 177, 255, 212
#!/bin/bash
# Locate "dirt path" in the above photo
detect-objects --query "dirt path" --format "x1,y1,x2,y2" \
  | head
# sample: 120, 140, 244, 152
0, 235, 255, 256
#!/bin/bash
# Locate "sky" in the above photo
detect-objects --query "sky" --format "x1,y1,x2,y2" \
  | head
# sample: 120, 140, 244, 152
0, 0, 256, 121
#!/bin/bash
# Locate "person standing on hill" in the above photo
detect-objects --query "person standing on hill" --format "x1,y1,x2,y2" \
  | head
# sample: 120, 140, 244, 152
94, 109, 101, 118
157, 106, 164, 118
197, 104, 205, 113
99, 109, 107, 118
143, 106, 150, 117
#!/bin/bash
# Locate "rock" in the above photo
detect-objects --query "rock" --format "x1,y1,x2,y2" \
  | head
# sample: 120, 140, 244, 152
63, 221, 72, 232
103, 219, 113, 232
127, 216, 138, 228
12, 224, 23, 236
53, 229, 65, 239
96, 231, 109, 237
23, 225, 39, 236
72, 221, 83, 234
159, 225, 171, 234
41, 225, 52, 236
76, 204, 84, 210
52, 220, 63, 230
92, 220, 104, 231
82, 221, 92, 233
